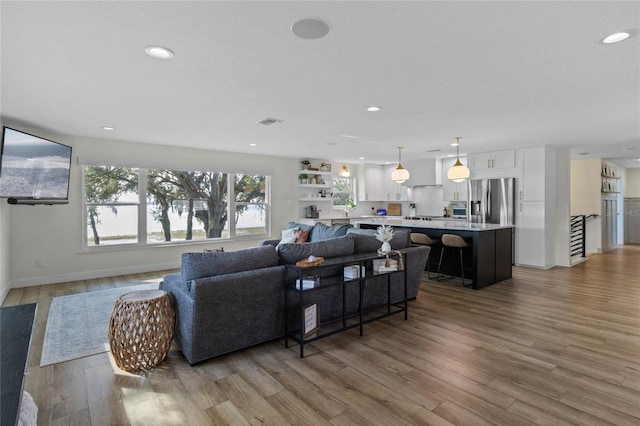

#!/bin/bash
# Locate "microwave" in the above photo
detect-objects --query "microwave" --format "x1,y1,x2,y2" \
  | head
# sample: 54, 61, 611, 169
451, 206, 467, 218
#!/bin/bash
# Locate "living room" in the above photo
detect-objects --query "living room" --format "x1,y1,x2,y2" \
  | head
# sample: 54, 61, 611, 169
1, 1, 639, 425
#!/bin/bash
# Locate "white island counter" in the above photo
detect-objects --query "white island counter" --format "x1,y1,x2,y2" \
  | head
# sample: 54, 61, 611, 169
355, 219, 514, 232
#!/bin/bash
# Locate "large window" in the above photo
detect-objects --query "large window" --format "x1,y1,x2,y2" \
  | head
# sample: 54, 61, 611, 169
83, 165, 269, 247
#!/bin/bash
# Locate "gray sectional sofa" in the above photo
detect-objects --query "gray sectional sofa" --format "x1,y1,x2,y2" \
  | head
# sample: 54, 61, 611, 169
160, 222, 429, 365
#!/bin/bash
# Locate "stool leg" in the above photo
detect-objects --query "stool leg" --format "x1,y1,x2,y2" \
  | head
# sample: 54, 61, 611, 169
436, 247, 446, 281
459, 249, 465, 286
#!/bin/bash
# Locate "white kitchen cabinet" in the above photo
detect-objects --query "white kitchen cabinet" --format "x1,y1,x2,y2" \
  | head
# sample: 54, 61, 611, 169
519, 147, 545, 202
470, 150, 515, 171
402, 158, 442, 186
441, 157, 469, 202
516, 201, 546, 267
381, 164, 408, 201
358, 164, 382, 201
358, 164, 407, 201
514, 146, 554, 268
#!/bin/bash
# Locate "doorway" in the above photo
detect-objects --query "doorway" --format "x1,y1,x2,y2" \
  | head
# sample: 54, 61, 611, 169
602, 196, 618, 252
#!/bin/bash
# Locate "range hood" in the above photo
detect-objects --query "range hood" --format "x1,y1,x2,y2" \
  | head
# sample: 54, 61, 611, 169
401, 158, 442, 187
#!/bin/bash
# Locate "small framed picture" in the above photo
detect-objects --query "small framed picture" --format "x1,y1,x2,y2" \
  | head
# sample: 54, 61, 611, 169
320, 163, 331, 172
304, 303, 320, 337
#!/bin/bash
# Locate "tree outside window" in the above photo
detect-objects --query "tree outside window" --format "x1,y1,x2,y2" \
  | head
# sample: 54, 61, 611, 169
333, 176, 355, 211
83, 166, 269, 247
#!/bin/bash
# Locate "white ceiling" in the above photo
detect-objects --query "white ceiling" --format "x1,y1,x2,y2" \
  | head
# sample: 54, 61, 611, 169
1, 1, 639, 167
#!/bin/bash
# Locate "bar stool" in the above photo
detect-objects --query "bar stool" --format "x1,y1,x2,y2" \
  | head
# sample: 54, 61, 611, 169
437, 234, 472, 287
410, 233, 439, 279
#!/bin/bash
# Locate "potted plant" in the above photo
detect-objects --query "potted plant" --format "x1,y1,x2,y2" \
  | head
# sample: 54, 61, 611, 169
300, 159, 311, 170
299, 173, 309, 184
345, 197, 355, 216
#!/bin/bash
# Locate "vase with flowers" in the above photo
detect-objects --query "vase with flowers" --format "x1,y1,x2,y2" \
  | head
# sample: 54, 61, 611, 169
375, 225, 394, 254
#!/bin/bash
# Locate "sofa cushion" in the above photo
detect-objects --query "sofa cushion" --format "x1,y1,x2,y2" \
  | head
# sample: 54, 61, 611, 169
310, 222, 352, 242
181, 245, 279, 282
287, 221, 314, 232
277, 235, 355, 264
347, 227, 411, 254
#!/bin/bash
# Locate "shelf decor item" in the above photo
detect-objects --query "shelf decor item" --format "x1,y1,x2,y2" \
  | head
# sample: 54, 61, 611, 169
375, 225, 394, 254
301, 159, 311, 170
304, 303, 320, 337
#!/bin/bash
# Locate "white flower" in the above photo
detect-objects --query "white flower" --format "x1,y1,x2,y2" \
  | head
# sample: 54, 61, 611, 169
375, 225, 394, 243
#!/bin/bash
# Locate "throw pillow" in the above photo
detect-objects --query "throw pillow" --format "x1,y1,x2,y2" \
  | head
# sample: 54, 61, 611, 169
293, 228, 310, 243
280, 228, 297, 244
310, 222, 352, 242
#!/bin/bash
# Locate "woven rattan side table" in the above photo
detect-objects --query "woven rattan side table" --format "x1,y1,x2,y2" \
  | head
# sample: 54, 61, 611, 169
108, 289, 175, 372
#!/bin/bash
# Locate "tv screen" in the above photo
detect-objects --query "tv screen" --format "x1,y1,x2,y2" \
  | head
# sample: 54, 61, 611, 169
0, 127, 72, 203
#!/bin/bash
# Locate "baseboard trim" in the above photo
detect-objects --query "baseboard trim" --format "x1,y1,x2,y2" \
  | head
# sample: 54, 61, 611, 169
7, 261, 180, 289
514, 263, 554, 270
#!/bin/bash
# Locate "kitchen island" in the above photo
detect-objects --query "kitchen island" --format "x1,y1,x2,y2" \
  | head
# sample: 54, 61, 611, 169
356, 219, 514, 290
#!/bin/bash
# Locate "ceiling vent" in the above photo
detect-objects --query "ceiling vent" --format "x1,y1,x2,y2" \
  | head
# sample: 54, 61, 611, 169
256, 117, 283, 126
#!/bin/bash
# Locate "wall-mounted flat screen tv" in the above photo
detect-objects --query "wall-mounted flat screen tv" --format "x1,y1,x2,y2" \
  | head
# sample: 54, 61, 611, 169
0, 126, 72, 204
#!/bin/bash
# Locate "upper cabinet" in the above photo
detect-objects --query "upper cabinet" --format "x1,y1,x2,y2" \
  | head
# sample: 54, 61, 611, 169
402, 158, 442, 187
357, 164, 407, 201
441, 157, 469, 202
469, 149, 516, 179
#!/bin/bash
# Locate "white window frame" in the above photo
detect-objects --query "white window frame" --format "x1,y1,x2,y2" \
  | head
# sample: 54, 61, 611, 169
82, 166, 270, 250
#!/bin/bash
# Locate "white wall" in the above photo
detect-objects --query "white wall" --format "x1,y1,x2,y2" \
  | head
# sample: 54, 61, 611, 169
554, 148, 571, 267
0, 201, 10, 303
570, 159, 602, 254
544, 146, 557, 267
7, 133, 298, 288
412, 186, 446, 216
0, 118, 10, 302
624, 168, 640, 197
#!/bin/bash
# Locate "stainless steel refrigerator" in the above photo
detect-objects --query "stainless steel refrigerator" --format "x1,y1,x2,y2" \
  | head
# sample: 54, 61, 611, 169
469, 178, 515, 226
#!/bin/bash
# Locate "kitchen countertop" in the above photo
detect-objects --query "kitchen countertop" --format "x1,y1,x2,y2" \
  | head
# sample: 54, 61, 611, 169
355, 219, 514, 232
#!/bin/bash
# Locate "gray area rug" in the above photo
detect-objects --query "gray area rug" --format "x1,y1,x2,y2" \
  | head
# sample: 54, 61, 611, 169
40, 283, 159, 366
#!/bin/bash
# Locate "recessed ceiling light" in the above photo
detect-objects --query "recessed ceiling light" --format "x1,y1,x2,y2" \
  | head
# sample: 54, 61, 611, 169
450, 142, 459, 147
101, 126, 115, 131
384, 161, 391, 164
144, 46, 174, 59
358, 157, 365, 160
447, 154, 455, 157
291, 18, 330, 40
601, 31, 632, 44
249, 143, 257, 147
366, 106, 382, 112
622, 147, 638, 151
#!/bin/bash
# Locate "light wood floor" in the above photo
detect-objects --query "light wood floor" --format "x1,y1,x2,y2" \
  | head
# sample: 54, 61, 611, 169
3, 245, 639, 425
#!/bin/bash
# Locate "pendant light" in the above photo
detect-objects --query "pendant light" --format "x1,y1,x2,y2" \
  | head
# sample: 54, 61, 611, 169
447, 137, 470, 182
391, 146, 410, 183
339, 165, 351, 177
